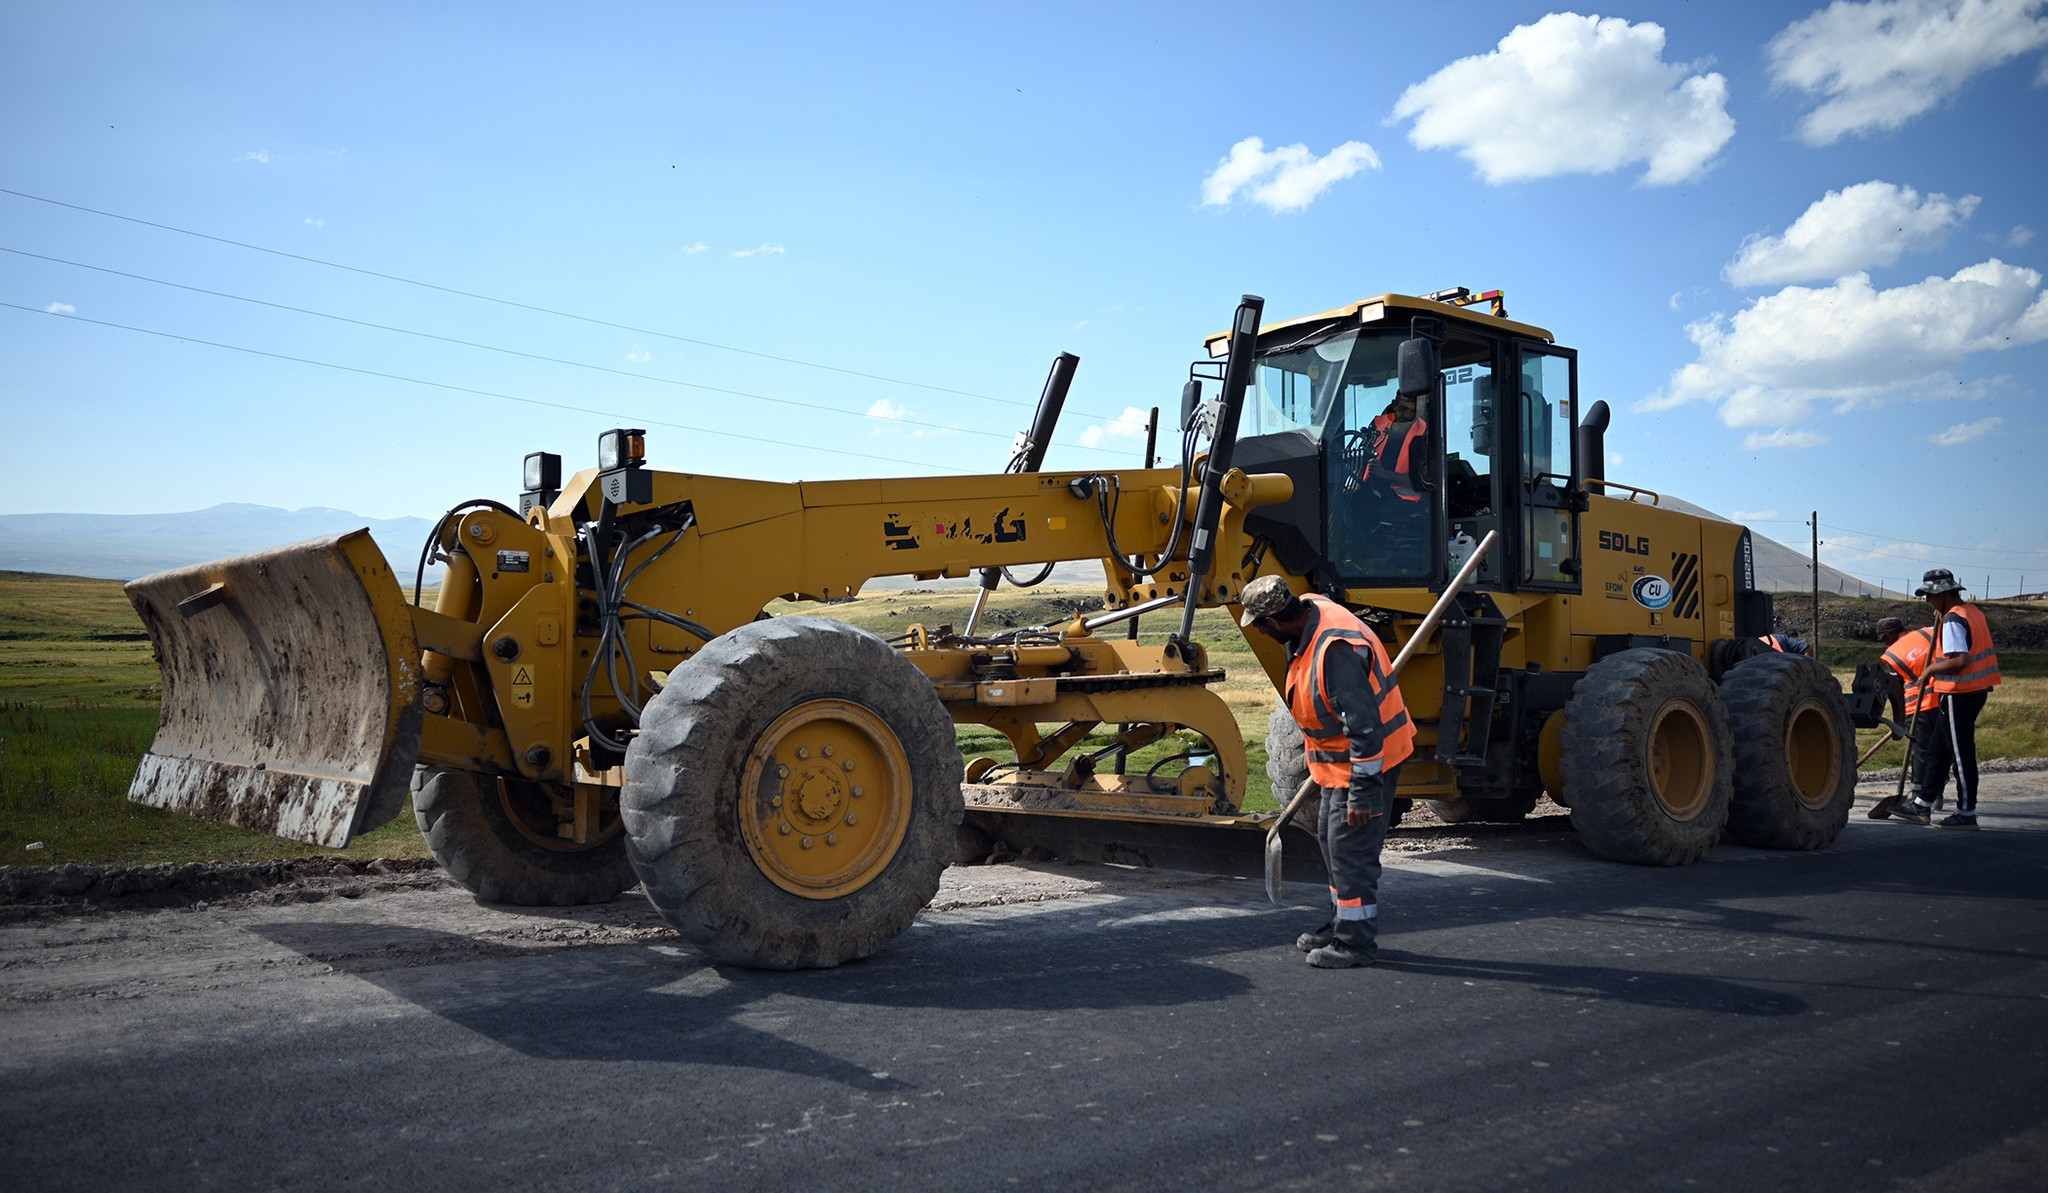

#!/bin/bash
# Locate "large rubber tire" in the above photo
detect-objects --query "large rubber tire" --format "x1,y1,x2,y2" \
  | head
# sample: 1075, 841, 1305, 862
1720, 654, 1856, 849
1428, 791, 1539, 824
621, 617, 964, 970
1560, 648, 1733, 865
412, 767, 637, 905
1266, 700, 1409, 828
1265, 702, 1309, 794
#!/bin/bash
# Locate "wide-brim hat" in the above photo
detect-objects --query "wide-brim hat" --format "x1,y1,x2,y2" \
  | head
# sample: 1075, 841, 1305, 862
1914, 568, 1965, 597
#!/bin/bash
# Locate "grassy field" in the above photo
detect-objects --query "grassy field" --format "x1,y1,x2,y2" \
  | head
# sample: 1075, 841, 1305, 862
3, 570, 2042, 868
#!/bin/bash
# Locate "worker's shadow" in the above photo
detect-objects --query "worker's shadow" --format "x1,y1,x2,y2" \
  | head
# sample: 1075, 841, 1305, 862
1373, 949, 1808, 1016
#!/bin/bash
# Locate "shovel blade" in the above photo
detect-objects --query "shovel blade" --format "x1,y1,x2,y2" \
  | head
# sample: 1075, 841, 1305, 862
124, 530, 424, 848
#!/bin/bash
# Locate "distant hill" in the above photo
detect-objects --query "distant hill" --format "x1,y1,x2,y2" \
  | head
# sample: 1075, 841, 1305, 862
0, 504, 436, 582
1654, 496, 1886, 597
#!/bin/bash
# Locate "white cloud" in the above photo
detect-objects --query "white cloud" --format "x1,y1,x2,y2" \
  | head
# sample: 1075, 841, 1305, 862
1931, 415, 2004, 444
304, 217, 325, 228
237, 149, 270, 164
1644, 260, 2048, 427
1391, 13, 1734, 185
866, 399, 906, 422
1767, 0, 2048, 145
1725, 181, 1978, 285
1741, 428, 1830, 450
1731, 509, 1783, 521
1077, 406, 1153, 449
44, 301, 75, 315
680, 241, 708, 255
2007, 225, 2037, 247
731, 243, 786, 258
626, 347, 652, 364
1200, 136, 1380, 213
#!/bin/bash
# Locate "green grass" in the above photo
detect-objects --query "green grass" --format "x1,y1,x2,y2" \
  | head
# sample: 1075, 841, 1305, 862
0, 701, 430, 867
7, 571, 2041, 868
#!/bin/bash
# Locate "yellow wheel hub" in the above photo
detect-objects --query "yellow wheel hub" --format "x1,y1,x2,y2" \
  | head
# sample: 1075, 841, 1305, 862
1647, 701, 1713, 821
1785, 698, 1842, 810
739, 699, 913, 899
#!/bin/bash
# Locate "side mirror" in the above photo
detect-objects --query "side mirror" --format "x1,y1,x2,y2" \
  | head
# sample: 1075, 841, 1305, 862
1396, 337, 1438, 400
1180, 378, 1203, 430
1397, 315, 1446, 398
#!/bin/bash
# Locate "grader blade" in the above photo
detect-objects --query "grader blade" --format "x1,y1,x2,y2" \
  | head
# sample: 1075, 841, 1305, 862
124, 530, 425, 848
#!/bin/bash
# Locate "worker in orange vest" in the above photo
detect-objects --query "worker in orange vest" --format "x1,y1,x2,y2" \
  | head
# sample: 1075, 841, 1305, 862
1240, 574, 1415, 969
1758, 632, 1815, 657
1868, 616, 1939, 821
1892, 569, 2002, 829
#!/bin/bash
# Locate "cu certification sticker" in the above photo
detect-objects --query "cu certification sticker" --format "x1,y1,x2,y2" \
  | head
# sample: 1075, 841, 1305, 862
1631, 575, 1674, 610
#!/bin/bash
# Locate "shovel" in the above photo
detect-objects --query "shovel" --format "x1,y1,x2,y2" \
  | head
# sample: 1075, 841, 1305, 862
1265, 530, 1499, 903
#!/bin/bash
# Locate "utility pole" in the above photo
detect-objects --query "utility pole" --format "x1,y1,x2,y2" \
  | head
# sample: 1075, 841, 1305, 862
1809, 511, 1821, 653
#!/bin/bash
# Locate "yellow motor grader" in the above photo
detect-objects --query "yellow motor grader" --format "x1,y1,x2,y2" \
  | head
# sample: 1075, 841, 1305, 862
125, 290, 1861, 968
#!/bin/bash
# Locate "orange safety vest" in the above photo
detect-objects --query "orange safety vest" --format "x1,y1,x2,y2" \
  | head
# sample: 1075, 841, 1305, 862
1758, 634, 1797, 652
1880, 627, 1939, 716
1930, 602, 2001, 694
1285, 595, 1415, 787
1366, 413, 1426, 503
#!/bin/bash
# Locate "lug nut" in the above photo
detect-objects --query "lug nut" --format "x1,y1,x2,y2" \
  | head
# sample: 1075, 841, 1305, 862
826, 832, 838, 846
795, 746, 809, 759
844, 813, 857, 826
801, 836, 814, 850
822, 744, 834, 757
851, 785, 864, 798
842, 759, 856, 771
779, 822, 791, 835
777, 765, 789, 779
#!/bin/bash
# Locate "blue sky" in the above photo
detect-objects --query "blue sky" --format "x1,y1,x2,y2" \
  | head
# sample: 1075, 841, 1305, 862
3, 1, 2046, 595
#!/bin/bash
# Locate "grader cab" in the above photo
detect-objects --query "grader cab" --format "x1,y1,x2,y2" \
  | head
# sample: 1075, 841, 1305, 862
125, 290, 1859, 969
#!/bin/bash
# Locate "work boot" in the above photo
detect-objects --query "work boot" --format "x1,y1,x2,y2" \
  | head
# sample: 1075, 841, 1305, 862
1295, 922, 1335, 953
1936, 813, 1979, 831
1306, 941, 1372, 969
1893, 800, 1932, 826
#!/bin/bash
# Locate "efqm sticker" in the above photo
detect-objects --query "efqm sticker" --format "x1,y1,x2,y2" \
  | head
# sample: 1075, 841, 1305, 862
1631, 575, 1675, 610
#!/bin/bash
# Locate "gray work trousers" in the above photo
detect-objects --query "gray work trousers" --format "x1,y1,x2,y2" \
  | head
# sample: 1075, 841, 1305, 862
1315, 763, 1402, 956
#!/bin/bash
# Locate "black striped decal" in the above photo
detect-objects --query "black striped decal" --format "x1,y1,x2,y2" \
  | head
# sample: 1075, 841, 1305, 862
1670, 552, 1701, 620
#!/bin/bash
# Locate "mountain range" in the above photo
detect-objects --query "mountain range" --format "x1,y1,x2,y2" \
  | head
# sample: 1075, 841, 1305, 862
0, 498, 1874, 595
0, 504, 437, 583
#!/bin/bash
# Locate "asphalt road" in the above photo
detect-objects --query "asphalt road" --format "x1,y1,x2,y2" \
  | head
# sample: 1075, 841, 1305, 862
4, 775, 2046, 1192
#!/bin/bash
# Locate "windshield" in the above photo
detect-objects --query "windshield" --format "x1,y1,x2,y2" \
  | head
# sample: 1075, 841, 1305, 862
1251, 329, 1432, 583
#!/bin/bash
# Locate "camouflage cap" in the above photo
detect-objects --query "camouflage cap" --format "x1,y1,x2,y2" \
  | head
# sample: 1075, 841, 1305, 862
1914, 568, 1965, 598
1238, 574, 1296, 627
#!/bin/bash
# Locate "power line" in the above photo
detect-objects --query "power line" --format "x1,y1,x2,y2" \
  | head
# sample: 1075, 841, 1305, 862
1821, 520, 2048, 559
0, 184, 1131, 421
3, 243, 1135, 452
2, 301, 976, 475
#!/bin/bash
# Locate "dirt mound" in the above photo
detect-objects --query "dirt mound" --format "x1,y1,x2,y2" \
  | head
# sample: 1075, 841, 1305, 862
1766, 593, 2048, 652
0, 857, 451, 921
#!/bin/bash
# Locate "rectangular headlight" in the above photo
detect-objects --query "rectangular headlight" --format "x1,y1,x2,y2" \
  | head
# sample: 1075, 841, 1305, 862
598, 428, 645, 471
523, 452, 561, 492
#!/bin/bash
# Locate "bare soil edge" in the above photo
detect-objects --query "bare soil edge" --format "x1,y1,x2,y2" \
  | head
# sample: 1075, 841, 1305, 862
7, 757, 2041, 921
